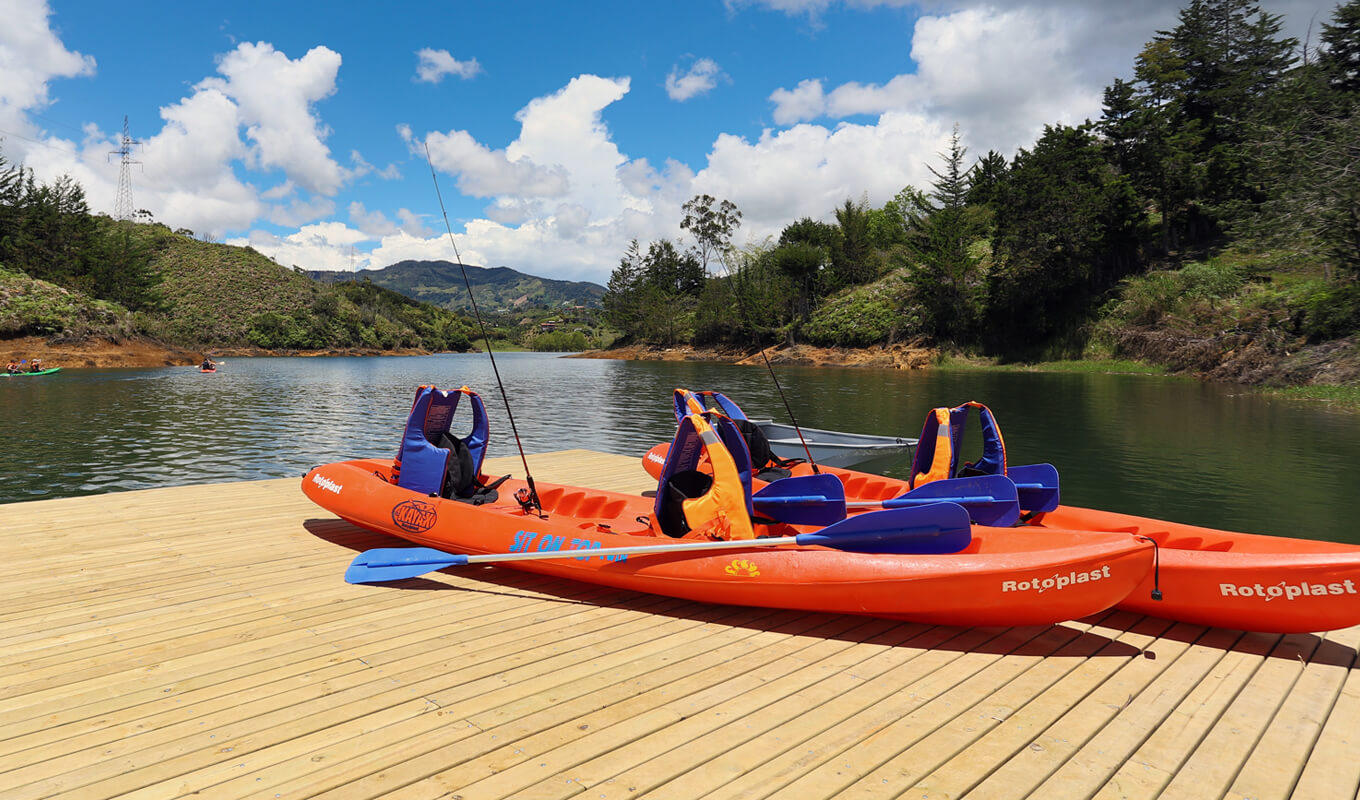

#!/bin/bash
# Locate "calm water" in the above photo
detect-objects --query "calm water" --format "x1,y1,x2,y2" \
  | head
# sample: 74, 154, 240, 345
2, 352, 1357, 544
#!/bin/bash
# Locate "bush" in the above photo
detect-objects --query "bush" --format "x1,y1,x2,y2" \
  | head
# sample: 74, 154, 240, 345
529, 330, 589, 351
1299, 281, 1360, 340
802, 278, 916, 347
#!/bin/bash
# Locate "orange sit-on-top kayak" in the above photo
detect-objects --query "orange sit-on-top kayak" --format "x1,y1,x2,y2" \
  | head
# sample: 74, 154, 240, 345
301, 385, 1155, 628
652, 390, 1360, 634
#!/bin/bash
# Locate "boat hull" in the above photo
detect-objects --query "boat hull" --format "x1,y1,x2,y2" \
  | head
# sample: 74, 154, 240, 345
806, 462, 1360, 633
2, 367, 61, 378
302, 459, 1153, 628
1038, 505, 1360, 633
753, 420, 916, 468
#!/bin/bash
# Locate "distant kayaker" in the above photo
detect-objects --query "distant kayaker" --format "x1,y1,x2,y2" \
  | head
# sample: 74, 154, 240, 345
5, 361, 18, 374
200, 357, 217, 371
28, 358, 42, 373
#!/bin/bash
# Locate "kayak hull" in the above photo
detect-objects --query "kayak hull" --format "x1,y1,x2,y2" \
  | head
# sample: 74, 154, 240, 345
1038, 505, 1360, 633
302, 458, 1153, 627
2, 367, 61, 377
810, 461, 1360, 633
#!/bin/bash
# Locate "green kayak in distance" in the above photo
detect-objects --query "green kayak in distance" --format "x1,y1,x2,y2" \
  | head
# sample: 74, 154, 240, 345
1, 367, 62, 378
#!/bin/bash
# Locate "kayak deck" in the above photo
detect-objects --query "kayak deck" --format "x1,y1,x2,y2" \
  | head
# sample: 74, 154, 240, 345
4, 449, 1357, 799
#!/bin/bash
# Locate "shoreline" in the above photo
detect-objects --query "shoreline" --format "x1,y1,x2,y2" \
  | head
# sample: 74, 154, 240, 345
0, 334, 442, 369
570, 342, 938, 369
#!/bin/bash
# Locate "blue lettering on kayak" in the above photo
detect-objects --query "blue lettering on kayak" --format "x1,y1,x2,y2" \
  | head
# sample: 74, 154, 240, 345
510, 531, 626, 562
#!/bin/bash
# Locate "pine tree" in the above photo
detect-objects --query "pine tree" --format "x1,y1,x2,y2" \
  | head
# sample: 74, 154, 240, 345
1320, 0, 1360, 95
904, 127, 982, 343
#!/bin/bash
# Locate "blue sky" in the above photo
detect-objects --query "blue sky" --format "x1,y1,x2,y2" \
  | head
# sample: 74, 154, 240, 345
1, 0, 1328, 285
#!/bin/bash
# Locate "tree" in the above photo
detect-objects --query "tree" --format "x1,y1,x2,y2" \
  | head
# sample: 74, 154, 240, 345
830, 198, 879, 288
966, 150, 1008, 207
680, 194, 742, 273
903, 127, 983, 343
642, 238, 704, 296
1319, 0, 1360, 95
602, 239, 646, 339
987, 125, 1145, 352
1120, 0, 1298, 251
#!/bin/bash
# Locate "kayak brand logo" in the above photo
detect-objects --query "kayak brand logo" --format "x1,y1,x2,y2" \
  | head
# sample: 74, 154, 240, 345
724, 558, 760, 578
1002, 565, 1112, 594
311, 473, 342, 495
1220, 579, 1357, 601
391, 499, 437, 533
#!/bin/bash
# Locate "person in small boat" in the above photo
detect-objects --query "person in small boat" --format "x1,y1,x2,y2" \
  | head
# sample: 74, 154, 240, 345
28, 358, 43, 373
5, 361, 19, 374
200, 357, 216, 370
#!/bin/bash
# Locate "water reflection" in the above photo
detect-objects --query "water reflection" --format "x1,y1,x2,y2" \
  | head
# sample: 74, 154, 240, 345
1, 353, 1356, 545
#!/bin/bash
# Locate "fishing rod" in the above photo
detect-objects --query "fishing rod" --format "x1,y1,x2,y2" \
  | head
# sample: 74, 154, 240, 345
720, 257, 820, 473
424, 143, 543, 515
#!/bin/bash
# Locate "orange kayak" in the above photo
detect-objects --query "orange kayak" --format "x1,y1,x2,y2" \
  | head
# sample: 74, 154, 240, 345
303, 458, 1154, 627
644, 445, 1360, 634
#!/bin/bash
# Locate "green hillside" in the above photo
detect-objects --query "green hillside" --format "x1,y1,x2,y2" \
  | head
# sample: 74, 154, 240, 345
309, 260, 605, 313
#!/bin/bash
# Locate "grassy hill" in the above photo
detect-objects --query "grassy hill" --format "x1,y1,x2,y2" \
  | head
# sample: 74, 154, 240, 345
2, 222, 476, 353
309, 260, 605, 313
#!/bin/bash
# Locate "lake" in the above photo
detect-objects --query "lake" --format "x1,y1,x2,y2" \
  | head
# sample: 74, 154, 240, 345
2, 352, 1356, 544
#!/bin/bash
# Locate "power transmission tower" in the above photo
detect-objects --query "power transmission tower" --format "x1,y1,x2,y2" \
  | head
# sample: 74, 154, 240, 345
109, 116, 141, 221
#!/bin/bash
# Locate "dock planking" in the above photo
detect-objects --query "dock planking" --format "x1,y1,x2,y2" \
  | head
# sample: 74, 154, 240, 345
0, 449, 1355, 799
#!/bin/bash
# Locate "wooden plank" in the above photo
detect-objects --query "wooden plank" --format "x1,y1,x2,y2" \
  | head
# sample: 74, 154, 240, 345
0, 451, 1356, 800
1019, 625, 1244, 798
1226, 626, 1360, 799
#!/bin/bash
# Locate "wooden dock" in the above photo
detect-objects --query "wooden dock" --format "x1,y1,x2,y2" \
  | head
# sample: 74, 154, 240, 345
2, 449, 1357, 799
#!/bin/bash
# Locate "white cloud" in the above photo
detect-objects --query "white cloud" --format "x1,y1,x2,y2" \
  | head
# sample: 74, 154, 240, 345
666, 57, 726, 101
420, 127, 571, 198
694, 112, 950, 241
415, 48, 481, 83
228, 221, 371, 271
0, 0, 95, 145
197, 42, 349, 196
350, 201, 427, 237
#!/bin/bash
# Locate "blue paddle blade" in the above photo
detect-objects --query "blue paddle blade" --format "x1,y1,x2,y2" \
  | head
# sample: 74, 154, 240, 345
883, 474, 1020, 527
752, 473, 847, 525
793, 502, 972, 554
345, 546, 469, 584
1009, 463, 1060, 513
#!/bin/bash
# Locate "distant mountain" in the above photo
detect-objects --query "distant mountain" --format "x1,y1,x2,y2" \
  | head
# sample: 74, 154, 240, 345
309, 260, 605, 313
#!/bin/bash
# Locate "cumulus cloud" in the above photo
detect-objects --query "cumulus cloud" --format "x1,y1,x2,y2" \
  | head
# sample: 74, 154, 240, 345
228, 221, 371, 270
769, 7, 1102, 155
196, 42, 349, 196
415, 48, 481, 83
666, 57, 726, 101
0, 0, 95, 143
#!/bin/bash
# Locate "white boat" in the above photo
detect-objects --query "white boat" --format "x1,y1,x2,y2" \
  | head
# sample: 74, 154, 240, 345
751, 419, 917, 468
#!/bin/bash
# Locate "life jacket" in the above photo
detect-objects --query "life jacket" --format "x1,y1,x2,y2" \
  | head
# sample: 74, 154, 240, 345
393, 385, 502, 502
653, 412, 756, 540
672, 388, 796, 478
672, 388, 748, 422
910, 401, 1008, 488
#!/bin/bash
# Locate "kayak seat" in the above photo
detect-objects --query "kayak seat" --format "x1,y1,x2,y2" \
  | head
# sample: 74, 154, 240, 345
436, 432, 506, 505
657, 470, 714, 538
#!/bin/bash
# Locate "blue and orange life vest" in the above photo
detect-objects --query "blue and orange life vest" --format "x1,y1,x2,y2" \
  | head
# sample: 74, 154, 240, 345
910, 401, 1008, 488
392, 385, 490, 496
673, 388, 748, 423
653, 412, 756, 540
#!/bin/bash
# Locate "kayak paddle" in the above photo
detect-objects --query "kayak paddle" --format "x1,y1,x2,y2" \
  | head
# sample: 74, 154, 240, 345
1008, 463, 1060, 513
754, 473, 1020, 527
853, 474, 1021, 527
344, 502, 973, 584
750, 473, 847, 525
